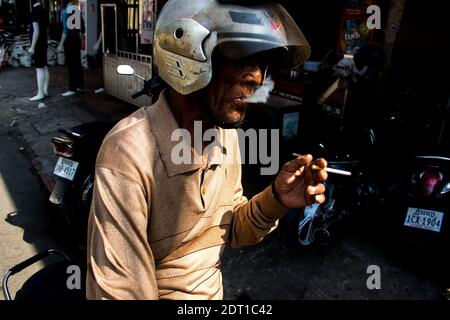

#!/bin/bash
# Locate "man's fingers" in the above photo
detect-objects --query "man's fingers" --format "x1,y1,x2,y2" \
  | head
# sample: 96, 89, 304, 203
307, 183, 325, 196
286, 154, 313, 172
307, 184, 326, 204
314, 169, 328, 182
314, 158, 328, 169
310, 158, 328, 182
295, 154, 313, 166
314, 194, 326, 204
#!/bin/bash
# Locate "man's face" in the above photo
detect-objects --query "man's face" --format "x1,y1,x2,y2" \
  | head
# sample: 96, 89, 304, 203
202, 52, 265, 128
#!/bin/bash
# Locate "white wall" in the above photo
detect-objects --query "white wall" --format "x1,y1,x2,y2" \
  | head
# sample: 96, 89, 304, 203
79, 0, 98, 68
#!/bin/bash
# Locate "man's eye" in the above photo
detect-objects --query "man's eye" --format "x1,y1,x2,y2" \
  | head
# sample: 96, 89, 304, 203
242, 80, 260, 88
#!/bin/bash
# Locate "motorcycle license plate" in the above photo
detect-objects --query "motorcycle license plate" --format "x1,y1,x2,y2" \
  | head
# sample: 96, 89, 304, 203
404, 207, 444, 233
53, 157, 79, 181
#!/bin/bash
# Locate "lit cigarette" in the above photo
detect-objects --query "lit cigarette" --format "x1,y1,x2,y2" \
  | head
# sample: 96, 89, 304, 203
311, 164, 352, 176
292, 153, 352, 176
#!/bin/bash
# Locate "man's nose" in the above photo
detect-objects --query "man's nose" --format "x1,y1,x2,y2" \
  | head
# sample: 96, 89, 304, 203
243, 62, 264, 83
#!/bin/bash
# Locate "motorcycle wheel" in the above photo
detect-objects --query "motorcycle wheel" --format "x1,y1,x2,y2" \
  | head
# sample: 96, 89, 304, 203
296, 205, 336, 248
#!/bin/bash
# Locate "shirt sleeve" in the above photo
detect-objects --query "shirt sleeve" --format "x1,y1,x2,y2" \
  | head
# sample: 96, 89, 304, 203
86, 166, 159, 300
226, 162, 290, 248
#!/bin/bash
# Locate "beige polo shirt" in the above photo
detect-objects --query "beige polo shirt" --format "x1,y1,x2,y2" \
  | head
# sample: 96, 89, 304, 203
86, 90, 290, 300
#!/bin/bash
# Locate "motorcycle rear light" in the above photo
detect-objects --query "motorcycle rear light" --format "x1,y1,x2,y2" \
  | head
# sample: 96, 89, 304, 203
51, 139, 74, 158
419, 170, 443, 197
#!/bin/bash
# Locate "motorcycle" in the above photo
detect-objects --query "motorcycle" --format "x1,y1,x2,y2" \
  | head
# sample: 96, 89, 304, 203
382, 138, 450, 252
379, 91, 450, 252
400, 155, 450, 244
377, 152, 450, 291
48, 121, 117, 245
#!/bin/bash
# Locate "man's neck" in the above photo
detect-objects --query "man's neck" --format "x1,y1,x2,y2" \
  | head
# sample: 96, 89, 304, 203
167, 89, 216, 153
167, 89, 214, 132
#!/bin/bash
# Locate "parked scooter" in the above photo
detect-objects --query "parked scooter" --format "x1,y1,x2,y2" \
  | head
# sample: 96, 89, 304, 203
400, 156, 450, 244
379, 151, 450, 290
48, 121, 117, 244
383, 116, 450, 252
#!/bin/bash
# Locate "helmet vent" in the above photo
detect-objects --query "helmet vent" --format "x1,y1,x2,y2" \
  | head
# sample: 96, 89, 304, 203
174, 28, 184, 39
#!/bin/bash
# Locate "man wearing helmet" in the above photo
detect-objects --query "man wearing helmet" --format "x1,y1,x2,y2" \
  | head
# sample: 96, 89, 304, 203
86, 0, 327, 300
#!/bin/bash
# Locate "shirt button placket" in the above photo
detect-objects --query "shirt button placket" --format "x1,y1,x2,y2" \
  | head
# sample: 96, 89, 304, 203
199, 168, 208, 209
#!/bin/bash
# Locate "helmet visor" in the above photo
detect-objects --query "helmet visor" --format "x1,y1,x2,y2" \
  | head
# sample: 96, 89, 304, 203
215, 3, 311, 70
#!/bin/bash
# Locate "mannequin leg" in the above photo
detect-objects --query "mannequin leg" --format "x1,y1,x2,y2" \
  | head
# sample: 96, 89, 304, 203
43, 66, 49, 96
62, 36, 77, 97
30, 68, 45, 101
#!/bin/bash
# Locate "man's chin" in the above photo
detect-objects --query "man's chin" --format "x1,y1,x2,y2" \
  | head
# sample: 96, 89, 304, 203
215, 114, 246, 129
216, 120, 244, 129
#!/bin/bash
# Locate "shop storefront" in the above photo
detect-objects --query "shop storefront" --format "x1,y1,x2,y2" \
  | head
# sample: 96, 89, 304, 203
1, 0, 160, 107
100, 0, 159, 107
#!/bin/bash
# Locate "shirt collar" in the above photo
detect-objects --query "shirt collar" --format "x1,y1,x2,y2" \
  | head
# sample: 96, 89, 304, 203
146, 90, 227, 178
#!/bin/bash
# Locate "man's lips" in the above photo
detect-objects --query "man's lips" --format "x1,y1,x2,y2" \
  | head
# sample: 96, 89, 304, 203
231, 98, 249, 110
231, 96, 251, 103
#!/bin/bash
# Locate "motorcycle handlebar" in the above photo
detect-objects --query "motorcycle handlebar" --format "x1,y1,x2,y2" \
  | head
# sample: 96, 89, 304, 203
2, 249, 71, 300
131, 76, 167, 100
131, 90, 146, 100
8, 249, 71, 276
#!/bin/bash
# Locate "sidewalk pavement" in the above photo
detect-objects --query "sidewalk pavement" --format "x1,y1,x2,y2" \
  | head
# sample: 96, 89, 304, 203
0, 65, 136, 192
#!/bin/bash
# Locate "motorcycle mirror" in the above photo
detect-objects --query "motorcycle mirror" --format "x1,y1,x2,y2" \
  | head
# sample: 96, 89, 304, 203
117, 65, 134, 76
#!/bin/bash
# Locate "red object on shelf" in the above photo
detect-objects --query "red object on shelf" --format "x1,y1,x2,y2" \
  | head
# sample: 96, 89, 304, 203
337, 2, 377, 55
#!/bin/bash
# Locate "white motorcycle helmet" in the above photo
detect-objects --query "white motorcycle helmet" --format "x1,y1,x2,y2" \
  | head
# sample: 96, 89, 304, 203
154, 0, 311, 95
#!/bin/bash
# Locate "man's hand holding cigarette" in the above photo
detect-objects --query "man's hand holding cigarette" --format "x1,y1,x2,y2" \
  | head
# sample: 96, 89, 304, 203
273, 154, 328, 208
293, 153, 352, 176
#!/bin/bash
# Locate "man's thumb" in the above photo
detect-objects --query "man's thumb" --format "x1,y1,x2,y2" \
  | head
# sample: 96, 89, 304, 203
287, 154, 313, 170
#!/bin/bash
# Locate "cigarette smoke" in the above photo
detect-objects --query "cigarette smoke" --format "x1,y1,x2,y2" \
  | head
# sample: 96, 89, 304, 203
243, 75, 274, 104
